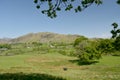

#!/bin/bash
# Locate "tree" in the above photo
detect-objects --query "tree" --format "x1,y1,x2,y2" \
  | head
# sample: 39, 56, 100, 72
111, 23, 120, 51
74, 38, 101, 64
111, 23, 120, 39
97, 39, 114, 54
34, 0, 120, 18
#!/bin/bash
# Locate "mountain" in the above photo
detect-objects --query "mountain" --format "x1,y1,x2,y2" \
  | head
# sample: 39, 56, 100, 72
10, 32, 81, 43
0, 38, 12, 43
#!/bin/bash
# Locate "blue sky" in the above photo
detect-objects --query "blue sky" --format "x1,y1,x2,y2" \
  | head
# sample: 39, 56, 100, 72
0, 0, 120, 38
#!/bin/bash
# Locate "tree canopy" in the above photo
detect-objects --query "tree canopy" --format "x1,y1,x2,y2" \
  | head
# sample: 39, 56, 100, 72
34, 0, 120, 18
111, 23, 120, 51
111, 23, 120, 39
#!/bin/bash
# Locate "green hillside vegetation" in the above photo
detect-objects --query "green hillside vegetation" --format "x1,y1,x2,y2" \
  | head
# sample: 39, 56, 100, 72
0, 32, 120, 80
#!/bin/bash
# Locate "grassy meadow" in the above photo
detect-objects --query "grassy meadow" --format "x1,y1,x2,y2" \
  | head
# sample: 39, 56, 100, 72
0, 47, 120, 80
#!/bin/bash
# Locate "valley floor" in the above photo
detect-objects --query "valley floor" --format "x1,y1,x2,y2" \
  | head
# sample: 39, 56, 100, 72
0, 53, 120, 80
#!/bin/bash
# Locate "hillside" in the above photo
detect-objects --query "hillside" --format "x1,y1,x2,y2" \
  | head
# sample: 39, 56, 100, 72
0, 38, 12, 43
10, 32, 81, 43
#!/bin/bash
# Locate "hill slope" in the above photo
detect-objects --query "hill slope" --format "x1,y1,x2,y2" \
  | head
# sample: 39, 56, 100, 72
10, 32, 81, 43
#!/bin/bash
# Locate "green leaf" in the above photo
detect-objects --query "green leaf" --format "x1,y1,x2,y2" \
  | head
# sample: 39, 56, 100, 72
34, 0, 38, 3
71, 0, 75, 2
41, 11, 45, 14
77, 6, 82, 12
111, 30, 115, 34
117, 29, 120, 33
62, 0, 67, 2
75, 9, 78, 13
117, 0, 120, 4
56, 7, 61, 11
36, 5, 40, 9
112, 23, 118, 28
40, 0, 44, 1
95, 0, 102, 5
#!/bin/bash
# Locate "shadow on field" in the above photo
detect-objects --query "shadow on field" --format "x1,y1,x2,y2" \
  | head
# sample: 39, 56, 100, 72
0, 72, 66, 80
69, 59, 99, 65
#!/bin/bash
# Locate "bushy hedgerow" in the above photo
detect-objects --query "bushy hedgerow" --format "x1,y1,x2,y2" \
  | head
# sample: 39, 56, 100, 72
0, 44, 11, 49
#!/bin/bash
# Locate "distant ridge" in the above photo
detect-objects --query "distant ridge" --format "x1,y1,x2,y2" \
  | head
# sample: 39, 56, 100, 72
0, 38, 12, 43
8, 32, 82, 43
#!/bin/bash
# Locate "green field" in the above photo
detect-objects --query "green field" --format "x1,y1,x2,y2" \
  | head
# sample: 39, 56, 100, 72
0, 53, 120, 80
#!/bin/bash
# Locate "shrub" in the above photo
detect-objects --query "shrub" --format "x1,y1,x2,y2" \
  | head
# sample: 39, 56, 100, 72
0, 44, 11, 49
74, 40, 101, 63
97, 39, 114, 54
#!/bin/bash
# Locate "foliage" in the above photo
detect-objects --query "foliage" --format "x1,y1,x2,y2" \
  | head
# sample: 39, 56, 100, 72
111, 51, 120, 56
117, 0, 120, 4
34, 0, 102, 18
74, 39, 101, 63
34, 0, 120, 18
73, 36, 88, 47
114, 35, 120, 51
32, 42, 43, 46
0, 44, 11, 49
111, 22, 120, 38
97, 39, 114, 54
111, 23, 120, 51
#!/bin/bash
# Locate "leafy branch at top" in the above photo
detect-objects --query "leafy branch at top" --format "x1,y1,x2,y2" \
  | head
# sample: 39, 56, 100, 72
34, 0, 120, 18
34, 0, 103, 18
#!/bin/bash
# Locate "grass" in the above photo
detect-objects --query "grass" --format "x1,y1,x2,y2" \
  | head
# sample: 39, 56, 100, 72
0, 52, 120, 80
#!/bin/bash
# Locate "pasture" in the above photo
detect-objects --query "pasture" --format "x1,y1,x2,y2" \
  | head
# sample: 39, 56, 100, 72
0, 52, 120, 80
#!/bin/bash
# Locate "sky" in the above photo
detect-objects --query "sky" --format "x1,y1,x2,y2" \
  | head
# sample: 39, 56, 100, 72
0, 0, 120, 38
